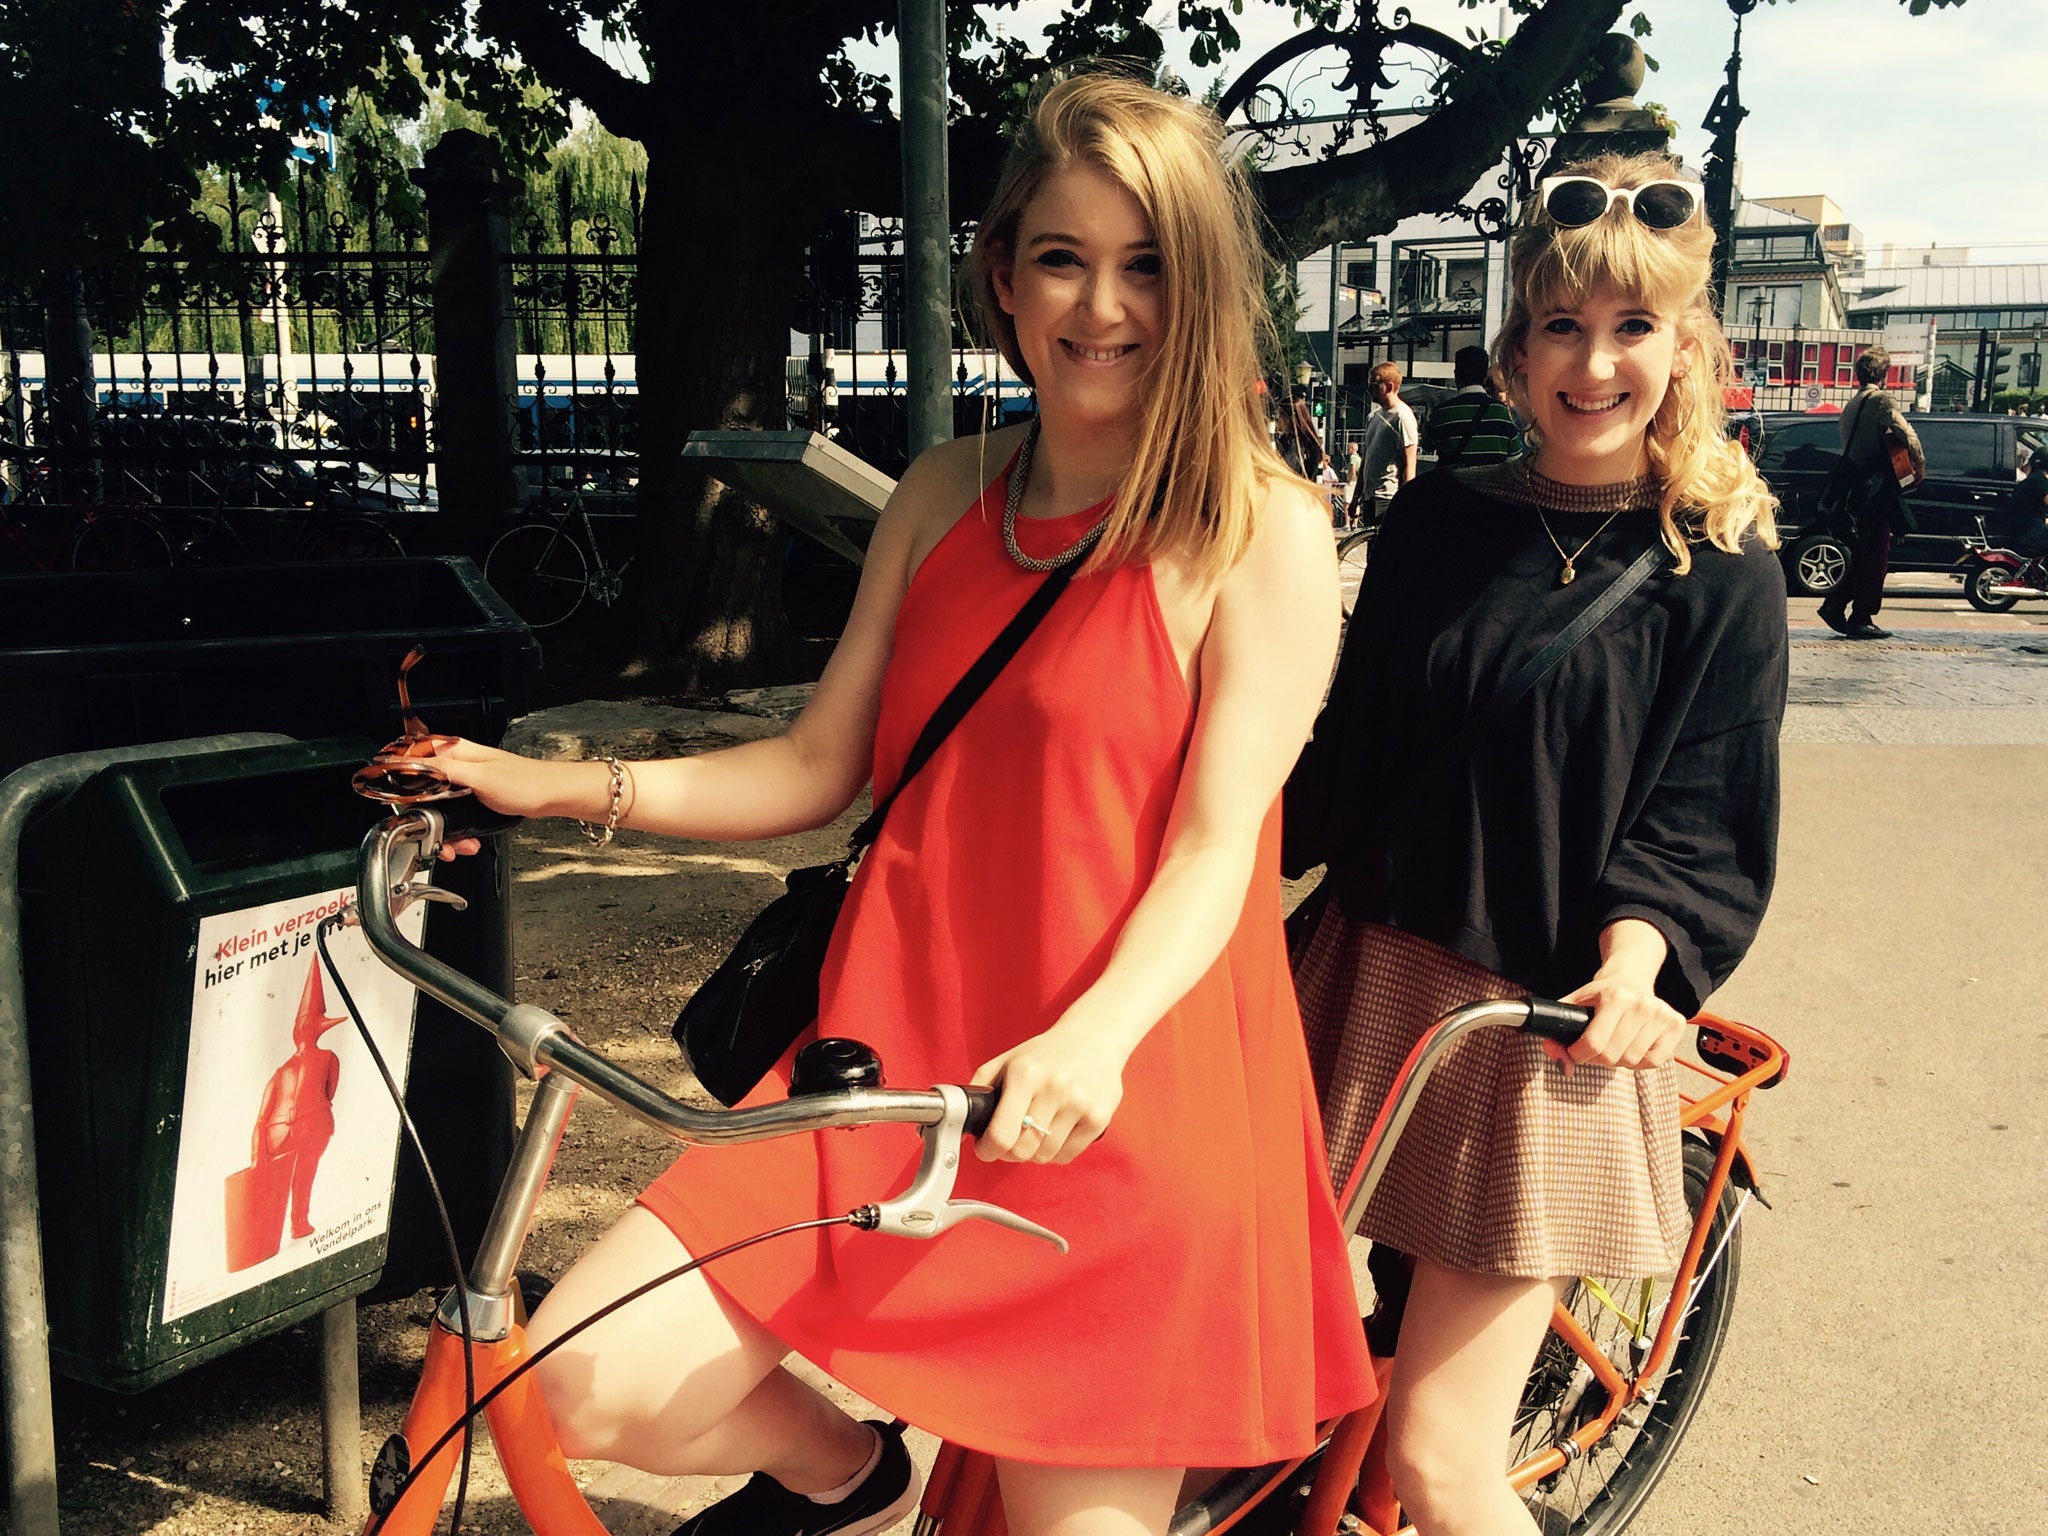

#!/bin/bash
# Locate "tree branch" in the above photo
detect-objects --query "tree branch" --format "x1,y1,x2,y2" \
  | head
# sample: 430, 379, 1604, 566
473, 0, 654, 140
1254, 0, 1627, 252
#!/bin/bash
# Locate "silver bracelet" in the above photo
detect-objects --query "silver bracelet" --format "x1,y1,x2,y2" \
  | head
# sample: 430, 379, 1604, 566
578, 756, 625, 847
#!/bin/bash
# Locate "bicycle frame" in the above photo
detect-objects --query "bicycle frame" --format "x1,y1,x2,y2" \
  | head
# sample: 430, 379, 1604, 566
354, 808, 1785, 1536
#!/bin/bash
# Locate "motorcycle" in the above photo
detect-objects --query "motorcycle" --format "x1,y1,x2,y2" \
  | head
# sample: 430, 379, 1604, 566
1959, 515, 2048, 613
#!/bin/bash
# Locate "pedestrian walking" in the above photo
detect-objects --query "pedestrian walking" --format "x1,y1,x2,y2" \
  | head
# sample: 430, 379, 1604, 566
1345, 362, 1419, 528
1816, 346, 1924, 640
1424, 345, 1523, 468
428, 68, 1372, 1536
1284, 152, 1786, 1536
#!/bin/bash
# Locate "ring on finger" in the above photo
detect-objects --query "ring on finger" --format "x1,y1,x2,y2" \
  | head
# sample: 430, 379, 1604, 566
1019, 1113, 1048, 1136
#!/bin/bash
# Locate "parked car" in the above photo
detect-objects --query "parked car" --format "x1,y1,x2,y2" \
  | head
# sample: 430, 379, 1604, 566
1754, 410, 2048, 595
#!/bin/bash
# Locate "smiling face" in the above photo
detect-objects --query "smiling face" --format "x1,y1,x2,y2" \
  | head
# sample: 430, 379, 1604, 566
1516, 282, 1693, 484
992, 163, 1163, 435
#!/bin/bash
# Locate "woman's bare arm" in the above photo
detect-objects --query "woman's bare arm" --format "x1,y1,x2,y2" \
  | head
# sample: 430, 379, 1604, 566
435, 440, 987, 842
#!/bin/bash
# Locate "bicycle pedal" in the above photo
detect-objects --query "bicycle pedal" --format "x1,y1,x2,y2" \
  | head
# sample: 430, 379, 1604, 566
369, 1433, 411, 1517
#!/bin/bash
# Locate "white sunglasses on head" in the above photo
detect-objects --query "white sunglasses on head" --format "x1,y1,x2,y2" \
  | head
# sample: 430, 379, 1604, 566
1537, 176, 1702, 231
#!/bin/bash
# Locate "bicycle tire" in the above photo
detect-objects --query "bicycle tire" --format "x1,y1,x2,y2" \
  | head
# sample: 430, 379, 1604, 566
66, 507, 175, 572
1510, 1137, 1744, 1535
485, 520, 589, 628
302, 516, 405, 561
1337, 529, 1373, 616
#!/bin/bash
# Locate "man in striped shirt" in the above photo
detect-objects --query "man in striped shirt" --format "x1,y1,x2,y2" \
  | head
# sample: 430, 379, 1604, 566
1424, 346, 1522, 470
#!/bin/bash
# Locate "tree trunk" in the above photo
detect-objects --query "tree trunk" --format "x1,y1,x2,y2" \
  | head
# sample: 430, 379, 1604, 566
618, 135, 816, 695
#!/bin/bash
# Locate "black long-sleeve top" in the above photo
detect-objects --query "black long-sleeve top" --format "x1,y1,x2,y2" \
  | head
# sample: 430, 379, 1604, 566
1289, 462, 1788, 1016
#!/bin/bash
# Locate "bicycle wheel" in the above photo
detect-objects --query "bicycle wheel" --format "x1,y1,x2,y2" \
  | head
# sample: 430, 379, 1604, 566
67, 507, 174, 572
485, 519, 588, 628
1337, 529, 1373, 616
1510, 1138, 1744, 1535
302, 516, 405, 561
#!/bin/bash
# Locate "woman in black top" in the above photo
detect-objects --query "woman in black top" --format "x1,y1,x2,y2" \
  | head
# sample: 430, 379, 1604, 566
1285, 154, 1785, 1535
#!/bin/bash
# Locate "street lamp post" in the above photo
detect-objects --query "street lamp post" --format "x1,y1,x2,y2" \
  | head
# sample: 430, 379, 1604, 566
1702, 0, 1759, 316
1748, 291, 1767, 397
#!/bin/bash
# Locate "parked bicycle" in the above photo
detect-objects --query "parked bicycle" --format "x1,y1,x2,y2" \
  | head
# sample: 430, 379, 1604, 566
0, 465, 174, 572
338, 801, 1783, 1536
1336, 526, 1373, 617
161, 500, 405, 566
484, 489, 632, 629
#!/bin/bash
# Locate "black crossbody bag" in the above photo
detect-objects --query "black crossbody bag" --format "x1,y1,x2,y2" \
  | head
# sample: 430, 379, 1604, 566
675, 562, 1082, 1105
1285, 536, 1670, 956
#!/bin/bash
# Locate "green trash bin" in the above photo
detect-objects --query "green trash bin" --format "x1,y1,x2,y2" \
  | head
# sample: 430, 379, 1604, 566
18, 736, 469, 1390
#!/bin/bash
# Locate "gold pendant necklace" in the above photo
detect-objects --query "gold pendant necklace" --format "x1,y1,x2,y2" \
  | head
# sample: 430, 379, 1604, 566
1533, 506, 1624, 586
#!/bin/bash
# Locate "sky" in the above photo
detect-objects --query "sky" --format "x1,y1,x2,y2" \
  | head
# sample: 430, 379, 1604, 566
841, 0, 2048, 265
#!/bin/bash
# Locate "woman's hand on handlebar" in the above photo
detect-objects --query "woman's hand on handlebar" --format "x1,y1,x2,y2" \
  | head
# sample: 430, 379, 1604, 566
971, 1018, 1129, 1167
422, 738, 549, 861
1553, 974, 1687, 1076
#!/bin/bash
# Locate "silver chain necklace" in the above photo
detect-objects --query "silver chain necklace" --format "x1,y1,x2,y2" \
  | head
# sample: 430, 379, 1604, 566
1002, 421, 1110, 573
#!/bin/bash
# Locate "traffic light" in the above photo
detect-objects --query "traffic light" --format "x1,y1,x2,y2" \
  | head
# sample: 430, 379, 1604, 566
1989, 343, 2014, 391
1311, 399, 1326, 419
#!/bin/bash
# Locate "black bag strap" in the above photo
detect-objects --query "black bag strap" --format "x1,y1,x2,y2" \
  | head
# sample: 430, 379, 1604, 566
1393, 535, 1669, 815
847, 559, 1081, 852
1435, 401, 1489, 473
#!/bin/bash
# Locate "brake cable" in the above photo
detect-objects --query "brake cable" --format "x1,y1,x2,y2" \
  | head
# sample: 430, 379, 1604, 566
318, 913, 861, 1535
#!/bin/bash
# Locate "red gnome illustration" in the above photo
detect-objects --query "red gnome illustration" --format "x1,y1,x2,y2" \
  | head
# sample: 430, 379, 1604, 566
224, 960, 346, 1271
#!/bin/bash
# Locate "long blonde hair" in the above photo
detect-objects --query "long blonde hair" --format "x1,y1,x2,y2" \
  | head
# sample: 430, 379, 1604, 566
960, 70, 1297, 582
1490, 152, 1778, 574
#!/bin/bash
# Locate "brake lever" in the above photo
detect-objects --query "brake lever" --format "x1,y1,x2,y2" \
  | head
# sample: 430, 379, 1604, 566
857, 1085, 1069, 1254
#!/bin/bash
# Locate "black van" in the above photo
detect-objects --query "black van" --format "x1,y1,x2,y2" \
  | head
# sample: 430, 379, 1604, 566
1753, 411, 2047, 595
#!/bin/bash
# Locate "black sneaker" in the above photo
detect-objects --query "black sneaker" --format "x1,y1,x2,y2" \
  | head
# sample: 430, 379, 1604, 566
1846, 623, 1892, 640
671, 1421, 918, 1536
1818, 606, 1851, 635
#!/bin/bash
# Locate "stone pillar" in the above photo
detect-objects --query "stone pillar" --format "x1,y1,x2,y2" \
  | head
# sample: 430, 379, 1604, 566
412, 131, 522, 545
1538, 36, 1674, 182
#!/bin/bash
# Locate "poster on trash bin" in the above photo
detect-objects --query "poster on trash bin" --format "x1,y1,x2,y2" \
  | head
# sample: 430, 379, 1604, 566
160, 886, 427, 1324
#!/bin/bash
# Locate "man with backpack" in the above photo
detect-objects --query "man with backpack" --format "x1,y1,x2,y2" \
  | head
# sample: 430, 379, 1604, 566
1424, 346, 1522, 470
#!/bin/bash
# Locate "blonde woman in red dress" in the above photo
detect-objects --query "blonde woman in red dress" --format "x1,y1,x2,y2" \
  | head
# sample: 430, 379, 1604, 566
435, 71, 1372, 1536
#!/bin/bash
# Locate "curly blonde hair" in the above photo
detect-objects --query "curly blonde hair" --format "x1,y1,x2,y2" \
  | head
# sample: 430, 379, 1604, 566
959, 69, 1299, 583
1490, 152, 1778, 574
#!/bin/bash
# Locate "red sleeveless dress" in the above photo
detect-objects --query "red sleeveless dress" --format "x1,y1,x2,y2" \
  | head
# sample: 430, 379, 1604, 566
640, 460, 1373, 1467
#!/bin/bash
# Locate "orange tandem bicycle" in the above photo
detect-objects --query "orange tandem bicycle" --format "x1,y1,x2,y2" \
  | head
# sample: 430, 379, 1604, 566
340, 805, 1786, 1536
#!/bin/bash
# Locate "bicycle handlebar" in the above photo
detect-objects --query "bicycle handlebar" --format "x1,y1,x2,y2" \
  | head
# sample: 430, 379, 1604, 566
353, 809, 996, 1148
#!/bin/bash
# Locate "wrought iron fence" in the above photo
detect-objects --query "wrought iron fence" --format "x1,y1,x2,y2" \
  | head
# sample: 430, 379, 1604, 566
0, 170, 439, 567
509, 181, 641, 516
1, 166, 1027, 576
791, 213, 1036, 479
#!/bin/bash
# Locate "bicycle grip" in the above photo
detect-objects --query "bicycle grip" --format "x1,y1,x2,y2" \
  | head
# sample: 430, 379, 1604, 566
962, 1087, 999, 1139
433, 796, 526, 842
1522, 997, 1594, 1046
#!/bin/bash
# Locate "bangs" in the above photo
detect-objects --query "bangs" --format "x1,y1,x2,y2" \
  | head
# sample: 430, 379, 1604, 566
1518, 212, 1707, 319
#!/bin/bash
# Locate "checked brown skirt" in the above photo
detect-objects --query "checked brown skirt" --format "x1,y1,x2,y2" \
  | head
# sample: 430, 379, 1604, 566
1294, 905, 1688, 1280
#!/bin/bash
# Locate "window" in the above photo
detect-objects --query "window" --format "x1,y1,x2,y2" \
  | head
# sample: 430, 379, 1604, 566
1801, 364, 1820, 383
1734, 284, 1804, 328
1730, 339, 1748, 361
1836, 347, 1858, 385
1803, 343, 1820, 363
1757, 419, 1840, 476
1920, 422, 2001, 482
1345, 258, 1376, 290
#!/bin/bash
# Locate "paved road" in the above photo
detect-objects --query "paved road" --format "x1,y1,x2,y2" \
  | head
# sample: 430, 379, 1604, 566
1639, 591, 2048, 1536
1637, 743, 2048, 1536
